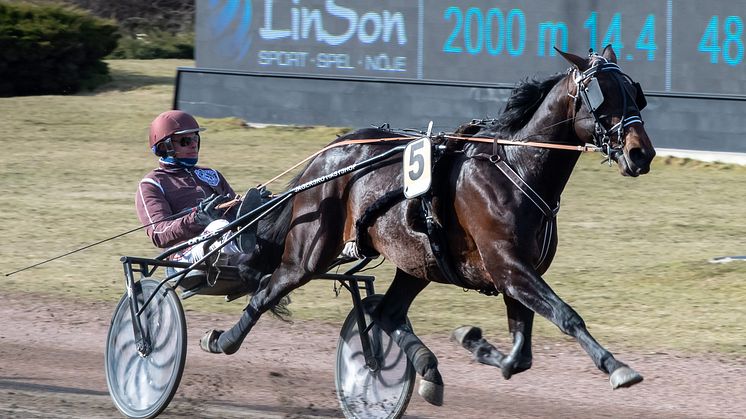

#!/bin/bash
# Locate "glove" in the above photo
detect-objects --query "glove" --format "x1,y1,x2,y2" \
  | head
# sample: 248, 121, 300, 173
259, 187, 273, 200
194, 194, 231, 226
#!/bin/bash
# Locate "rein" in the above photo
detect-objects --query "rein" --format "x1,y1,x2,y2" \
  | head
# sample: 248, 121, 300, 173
259, 133, 600, 190
258, 136, 412, 189
442, 134, 601, 152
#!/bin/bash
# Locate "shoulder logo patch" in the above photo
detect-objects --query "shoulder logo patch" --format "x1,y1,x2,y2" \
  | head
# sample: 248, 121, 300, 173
194, 169, 220, 186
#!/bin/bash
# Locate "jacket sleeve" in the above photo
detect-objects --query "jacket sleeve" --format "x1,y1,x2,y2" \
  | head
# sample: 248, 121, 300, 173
135, 178, 205, 248
217, 170, 236, 197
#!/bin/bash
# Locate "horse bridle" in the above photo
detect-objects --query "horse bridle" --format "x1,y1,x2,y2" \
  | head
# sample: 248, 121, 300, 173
569, 54, 647, 159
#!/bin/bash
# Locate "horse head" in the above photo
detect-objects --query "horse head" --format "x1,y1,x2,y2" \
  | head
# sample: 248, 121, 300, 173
557, 45, 656, 177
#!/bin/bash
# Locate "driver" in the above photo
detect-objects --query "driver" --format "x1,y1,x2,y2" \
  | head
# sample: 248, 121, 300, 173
135, 110, 244, 265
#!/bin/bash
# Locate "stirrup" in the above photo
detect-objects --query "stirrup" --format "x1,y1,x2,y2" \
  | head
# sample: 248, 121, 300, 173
236, 188, 264, 253
200, 329, 224, 354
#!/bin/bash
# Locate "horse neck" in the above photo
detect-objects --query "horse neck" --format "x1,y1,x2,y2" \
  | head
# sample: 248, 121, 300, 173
503, 76, 581, 204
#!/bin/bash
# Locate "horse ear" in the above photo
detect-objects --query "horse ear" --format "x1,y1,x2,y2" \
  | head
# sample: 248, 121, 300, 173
601, 44, 618, 63
554, 47, 589, 71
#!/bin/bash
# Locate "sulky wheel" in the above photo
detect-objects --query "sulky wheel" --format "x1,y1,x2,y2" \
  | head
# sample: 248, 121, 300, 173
105, 279, 187, 419
335, 294, 415, 419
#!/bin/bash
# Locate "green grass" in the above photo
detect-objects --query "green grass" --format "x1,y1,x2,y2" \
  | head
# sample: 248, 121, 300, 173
2, 59, 745, 356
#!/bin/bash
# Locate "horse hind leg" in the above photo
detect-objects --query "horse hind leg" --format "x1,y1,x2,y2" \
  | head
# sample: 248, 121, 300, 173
206, 266, 308, 355
213, 259, 333, 353
375, 269, 444, 406
206, 194, 346, 355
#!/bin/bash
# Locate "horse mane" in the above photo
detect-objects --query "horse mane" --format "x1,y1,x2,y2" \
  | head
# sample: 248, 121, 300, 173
456, 73, 566, 137
498, 73, 566, 134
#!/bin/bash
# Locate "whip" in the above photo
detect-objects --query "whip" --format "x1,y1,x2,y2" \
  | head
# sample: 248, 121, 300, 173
4, 205, 218, 277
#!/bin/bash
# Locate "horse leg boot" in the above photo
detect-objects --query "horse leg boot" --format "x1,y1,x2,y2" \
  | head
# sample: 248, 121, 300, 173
203, 267, 306, 355
451, 326, 507, 369
200, 303, 262, 354
451, 297, 533, 377
390, 326, 443, 406
201, 278, 270, 355
376, 270, 443, 406
216, 304, 260, 355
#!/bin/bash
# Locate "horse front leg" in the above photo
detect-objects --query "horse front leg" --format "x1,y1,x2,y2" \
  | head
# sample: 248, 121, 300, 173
451, 325, 507, 369
486, 255, 642, 388
501, 295, 534, 377
374, 269, 443, 406
451, 296, 533, 379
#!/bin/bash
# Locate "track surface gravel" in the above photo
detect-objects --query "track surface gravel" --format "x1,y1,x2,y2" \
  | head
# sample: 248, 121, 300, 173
1, 291, 744, 418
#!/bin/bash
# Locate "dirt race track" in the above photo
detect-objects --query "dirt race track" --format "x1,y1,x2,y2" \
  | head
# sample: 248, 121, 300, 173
1, 291, 744, 419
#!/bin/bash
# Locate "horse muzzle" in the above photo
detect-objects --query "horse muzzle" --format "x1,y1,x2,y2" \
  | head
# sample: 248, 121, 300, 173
615, 127, 655, 177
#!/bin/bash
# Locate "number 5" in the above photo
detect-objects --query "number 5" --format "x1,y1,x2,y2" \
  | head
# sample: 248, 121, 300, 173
403, 137, 432, 199
408, 141, 425, 180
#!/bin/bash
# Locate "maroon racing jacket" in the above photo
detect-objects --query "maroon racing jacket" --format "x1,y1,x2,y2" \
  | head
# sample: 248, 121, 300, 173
135, 162, 237, 248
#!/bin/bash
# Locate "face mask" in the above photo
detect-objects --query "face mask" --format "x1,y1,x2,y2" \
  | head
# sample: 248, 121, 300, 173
160, 156, 198, 167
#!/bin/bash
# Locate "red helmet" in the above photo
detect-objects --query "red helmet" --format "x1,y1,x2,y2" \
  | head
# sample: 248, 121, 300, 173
148, 110, 205, 149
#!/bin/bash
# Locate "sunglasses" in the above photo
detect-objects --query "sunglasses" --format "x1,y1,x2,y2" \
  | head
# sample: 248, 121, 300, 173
174, 134, 200, 147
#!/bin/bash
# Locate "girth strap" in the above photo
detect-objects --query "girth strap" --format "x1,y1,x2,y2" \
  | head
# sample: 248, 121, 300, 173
420, 194, 471, 290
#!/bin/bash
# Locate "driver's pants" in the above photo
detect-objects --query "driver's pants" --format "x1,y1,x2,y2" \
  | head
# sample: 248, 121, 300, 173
172, 219, 241, 264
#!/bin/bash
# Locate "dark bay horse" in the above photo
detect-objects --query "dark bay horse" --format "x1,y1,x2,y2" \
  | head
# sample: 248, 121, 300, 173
205, 46, 656, 404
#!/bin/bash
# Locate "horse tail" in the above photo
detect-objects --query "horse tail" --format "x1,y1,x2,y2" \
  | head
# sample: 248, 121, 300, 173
238, 170, 304, 322
256, 169, 305, 270
249, 129, 401, 318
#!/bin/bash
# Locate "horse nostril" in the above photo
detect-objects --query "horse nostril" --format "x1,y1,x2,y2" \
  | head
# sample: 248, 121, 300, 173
627, 147, 648, 168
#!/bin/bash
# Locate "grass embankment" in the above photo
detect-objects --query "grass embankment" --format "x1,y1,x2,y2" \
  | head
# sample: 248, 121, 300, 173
1, 59, 744, 355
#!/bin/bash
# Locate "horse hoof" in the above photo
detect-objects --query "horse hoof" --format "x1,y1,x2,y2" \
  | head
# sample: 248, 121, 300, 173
451, 325, 482, 346
199, 329, 223, 354
500, 362, 514, 380
418, 378, 444, 406
609, 366, 643, 389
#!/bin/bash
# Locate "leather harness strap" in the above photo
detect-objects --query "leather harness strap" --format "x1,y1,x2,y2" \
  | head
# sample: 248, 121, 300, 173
420, 193, 473, 290
481, 154, 559, 220
470, 152, 559, 271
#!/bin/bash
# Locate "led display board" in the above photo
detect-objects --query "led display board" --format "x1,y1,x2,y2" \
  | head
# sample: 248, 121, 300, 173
197, 0, 746, 96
